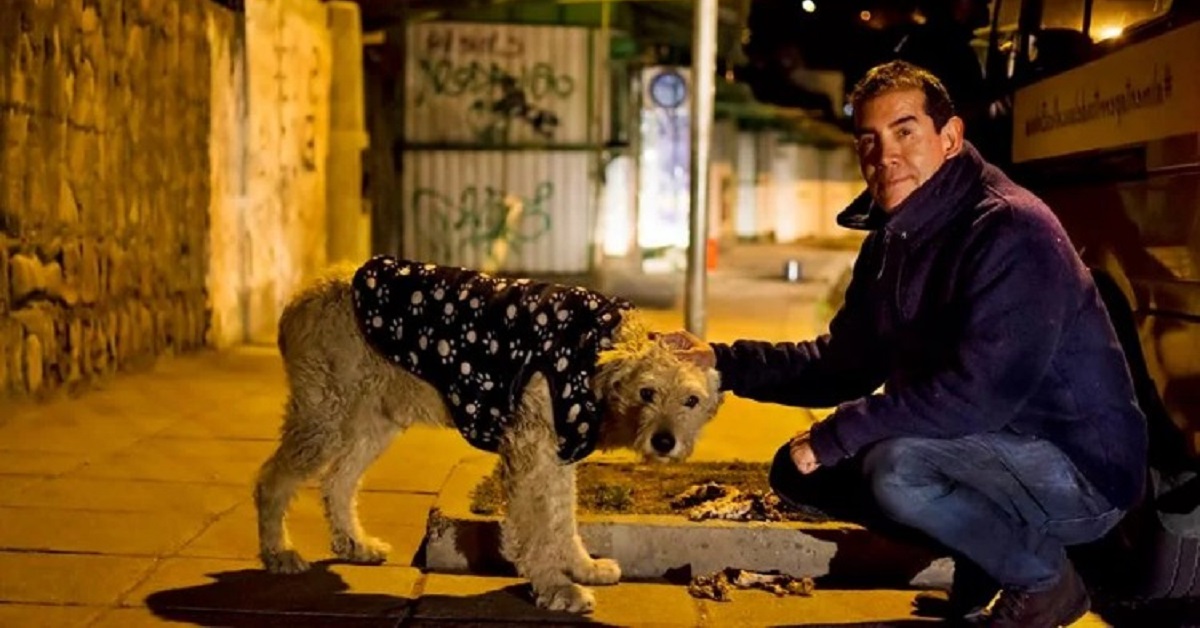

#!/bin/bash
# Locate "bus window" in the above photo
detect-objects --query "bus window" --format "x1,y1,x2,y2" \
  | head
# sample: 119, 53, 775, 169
1090, 0, 1174, 40
1042, 0, 1087, 29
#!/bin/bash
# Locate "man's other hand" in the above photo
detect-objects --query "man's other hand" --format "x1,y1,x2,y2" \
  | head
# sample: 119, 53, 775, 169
655, 329, 717, 370
789, 431, 820, 475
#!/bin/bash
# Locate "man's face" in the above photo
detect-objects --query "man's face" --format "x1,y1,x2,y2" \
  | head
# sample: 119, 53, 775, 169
853, 88, 963, 212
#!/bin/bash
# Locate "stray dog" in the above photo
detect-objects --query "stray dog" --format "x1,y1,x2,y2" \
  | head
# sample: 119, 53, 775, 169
255, 256, 724, 613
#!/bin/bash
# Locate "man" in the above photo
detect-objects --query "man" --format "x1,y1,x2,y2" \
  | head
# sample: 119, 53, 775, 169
667, 61, 1147, 627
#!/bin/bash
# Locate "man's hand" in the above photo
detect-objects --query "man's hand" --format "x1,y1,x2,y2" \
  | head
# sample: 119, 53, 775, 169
789, 431, 821, 475
655, 329, 717, 369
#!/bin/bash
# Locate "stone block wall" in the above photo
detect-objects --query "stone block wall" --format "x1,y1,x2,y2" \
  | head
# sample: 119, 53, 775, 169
0, 0, 223, 398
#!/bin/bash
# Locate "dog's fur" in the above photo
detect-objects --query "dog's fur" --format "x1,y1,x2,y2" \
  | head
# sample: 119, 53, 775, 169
254, 266, 724, 613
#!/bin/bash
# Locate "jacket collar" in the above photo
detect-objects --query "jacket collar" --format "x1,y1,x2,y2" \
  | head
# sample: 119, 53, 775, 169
836, 142, 986, 248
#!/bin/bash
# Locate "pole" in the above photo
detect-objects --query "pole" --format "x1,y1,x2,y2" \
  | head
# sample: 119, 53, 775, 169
686, 0, 717, 337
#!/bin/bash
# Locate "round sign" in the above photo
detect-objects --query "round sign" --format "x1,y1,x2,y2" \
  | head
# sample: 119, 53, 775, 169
649, 70, 687, 108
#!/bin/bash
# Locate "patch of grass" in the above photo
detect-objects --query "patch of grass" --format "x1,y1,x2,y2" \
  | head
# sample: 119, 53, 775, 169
469, 461, 787, 517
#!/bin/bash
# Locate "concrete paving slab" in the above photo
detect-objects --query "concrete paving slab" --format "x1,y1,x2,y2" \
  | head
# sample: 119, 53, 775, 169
0, 551, 156, 605
0, 450, 88, 476
0, 423, 148, 455
68, 447, 263, 485
0, 603, 104, 627
122, 557, 419, 618
92, 606, 406, 627
0, 477, 247, 515
362, 426, 478, 494
0, 507, 213, 556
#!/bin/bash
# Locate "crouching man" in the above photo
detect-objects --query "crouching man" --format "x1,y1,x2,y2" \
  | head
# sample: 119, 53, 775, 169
666, 61, 1147, 627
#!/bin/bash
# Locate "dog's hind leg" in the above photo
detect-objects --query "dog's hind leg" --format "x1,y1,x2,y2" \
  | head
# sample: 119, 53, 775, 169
322, 403, 398, 565
498, 374, 620, 614
255, 396, 341, 574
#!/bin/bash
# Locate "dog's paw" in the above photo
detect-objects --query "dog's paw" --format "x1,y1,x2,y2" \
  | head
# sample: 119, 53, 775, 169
570, 557, 621, 585
261, 549, 310, 574
331, 534, 391, 564
534, 583, 595, 613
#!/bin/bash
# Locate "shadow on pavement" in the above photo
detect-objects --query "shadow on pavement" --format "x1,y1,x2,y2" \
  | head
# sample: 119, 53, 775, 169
409, 582, 620, 626
144, 561, 409, 627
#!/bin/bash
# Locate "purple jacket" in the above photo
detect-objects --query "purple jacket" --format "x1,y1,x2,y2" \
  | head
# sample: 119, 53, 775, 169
712, 144, 1148, 509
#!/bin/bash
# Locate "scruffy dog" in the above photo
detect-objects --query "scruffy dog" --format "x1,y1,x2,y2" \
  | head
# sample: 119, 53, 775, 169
255, 255, 723, 613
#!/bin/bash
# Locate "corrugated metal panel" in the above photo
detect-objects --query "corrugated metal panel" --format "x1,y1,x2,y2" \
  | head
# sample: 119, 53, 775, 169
400, 150, 596, 274
405, 22, 597, 145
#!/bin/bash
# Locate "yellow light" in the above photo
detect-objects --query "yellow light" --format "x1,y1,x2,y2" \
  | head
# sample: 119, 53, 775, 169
1096, 24, 1124, 40
860, 10, 872, 21
802, 0, 816, 13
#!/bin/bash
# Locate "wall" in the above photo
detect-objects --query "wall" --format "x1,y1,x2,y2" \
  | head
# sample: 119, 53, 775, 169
399, 21, 607, 275
239, 0, 331, 344
1, 0, 342, 399
1, 0, 218, 398
206, 0, 334, 348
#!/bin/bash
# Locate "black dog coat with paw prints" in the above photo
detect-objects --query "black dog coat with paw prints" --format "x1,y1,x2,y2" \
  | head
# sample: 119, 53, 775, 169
351, 255, 633, 463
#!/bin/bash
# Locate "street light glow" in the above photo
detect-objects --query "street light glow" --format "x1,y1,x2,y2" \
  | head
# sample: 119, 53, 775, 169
802, 0, 816, 13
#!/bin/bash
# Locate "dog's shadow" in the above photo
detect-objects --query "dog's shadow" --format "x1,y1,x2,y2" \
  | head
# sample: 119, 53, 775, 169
144, 561, 621, 627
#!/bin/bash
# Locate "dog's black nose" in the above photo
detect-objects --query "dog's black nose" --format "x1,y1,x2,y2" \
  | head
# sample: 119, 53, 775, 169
651, 432, 676, 454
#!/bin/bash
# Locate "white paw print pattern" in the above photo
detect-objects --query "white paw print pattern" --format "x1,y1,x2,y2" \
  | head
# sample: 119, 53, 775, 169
437, 337, 458, 365
408, 290, 427, 316
364, 308, 384, 330
416, 325, 435, 352
482, 330, 500, 355
387, 317, 403, 340
460, 324, 479, 347
440, 301, 458, 325
430, 280, 450, 302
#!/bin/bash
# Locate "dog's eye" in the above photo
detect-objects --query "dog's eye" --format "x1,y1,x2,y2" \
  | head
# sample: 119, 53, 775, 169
684, 395, 700, 408
639, 387, 655, 403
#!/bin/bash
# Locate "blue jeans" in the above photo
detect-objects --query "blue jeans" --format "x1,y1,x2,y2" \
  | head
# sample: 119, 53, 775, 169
770, 432, 1125, 591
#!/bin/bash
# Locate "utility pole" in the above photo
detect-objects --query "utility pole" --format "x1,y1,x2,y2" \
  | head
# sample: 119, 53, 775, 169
686, 0, 717, 337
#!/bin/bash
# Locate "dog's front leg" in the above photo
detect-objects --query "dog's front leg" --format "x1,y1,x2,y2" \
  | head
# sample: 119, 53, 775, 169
498, 375, 619, 614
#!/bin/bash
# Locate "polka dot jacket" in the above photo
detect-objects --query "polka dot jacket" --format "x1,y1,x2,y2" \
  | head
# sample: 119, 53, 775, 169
351, 255, 633, 463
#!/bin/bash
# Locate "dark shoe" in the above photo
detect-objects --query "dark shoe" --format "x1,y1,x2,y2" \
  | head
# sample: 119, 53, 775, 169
982, 560, 1090, 628
913, 558, 998, 622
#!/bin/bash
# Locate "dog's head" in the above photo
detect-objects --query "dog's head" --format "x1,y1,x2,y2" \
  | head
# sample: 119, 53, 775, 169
592, 314, 724, 462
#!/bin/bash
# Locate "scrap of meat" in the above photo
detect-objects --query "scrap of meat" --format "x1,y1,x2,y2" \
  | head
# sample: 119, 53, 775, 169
688, 567, 816, 602
672, 482, 786, 522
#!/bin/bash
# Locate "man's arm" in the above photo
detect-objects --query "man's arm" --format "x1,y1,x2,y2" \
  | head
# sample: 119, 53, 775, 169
807, 211, 1079, 464
711, 243, 889, 408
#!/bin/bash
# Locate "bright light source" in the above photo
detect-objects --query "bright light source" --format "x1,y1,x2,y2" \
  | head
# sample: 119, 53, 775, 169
801, 0, 816, 13
1096, 24, 1124, 40
860, 10, 872, 21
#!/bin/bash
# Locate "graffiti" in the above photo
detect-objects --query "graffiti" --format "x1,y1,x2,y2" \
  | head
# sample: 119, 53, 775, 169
413, 181, 554, 266
414, 59, 574, 104
415, 59, 569, 142
422, 27, 526, 59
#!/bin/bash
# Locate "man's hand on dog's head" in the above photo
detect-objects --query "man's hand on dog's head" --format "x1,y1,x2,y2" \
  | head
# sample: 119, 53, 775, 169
654, 330, 717, 370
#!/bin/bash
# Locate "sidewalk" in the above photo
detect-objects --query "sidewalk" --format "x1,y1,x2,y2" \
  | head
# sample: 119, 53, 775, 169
0, 243, 1110, 626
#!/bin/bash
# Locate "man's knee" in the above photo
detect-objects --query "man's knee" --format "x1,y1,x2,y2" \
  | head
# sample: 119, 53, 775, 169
863, 438, 944, 521
768, 443, 803, 502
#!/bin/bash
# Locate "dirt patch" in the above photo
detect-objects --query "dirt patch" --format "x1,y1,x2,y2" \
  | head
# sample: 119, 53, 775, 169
469, 461, 829, 522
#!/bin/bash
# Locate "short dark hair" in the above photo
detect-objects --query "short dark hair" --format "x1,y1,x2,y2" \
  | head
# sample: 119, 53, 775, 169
849, 61, 956, 131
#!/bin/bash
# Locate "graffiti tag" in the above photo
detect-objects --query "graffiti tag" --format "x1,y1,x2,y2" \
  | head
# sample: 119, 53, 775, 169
413, 181, 554, 263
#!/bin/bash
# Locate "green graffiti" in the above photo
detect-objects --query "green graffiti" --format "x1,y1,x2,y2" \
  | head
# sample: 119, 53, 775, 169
414, 60, 575, 107
413, 181, 554, 262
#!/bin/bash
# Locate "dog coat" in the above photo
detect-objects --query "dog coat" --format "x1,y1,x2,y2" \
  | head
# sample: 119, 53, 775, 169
351, 255, 633, 463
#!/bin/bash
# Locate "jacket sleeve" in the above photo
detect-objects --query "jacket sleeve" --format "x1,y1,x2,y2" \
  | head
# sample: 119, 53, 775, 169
711, 241, 889, 408
808, 211, 1078, 465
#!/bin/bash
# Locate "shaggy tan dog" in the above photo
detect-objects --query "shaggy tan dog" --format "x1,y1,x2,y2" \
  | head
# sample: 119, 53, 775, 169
255, 262, 723, 613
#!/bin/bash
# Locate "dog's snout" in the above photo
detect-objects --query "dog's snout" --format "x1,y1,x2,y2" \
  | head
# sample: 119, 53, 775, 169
650, 432, 676, 455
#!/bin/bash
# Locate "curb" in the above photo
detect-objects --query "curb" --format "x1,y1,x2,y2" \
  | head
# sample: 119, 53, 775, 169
422, 456, 954, 589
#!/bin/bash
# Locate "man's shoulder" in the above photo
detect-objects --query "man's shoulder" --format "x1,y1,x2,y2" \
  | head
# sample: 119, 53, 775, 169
972, 165, 1064, 235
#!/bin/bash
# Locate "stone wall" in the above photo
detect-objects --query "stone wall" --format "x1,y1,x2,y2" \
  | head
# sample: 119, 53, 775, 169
1, 0, 220, 398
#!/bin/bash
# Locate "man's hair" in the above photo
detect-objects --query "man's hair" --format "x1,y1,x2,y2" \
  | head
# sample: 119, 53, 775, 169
849, 61, 956, 131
